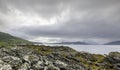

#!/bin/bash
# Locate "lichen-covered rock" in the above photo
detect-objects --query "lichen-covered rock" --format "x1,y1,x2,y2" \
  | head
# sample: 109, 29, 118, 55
2, 56, 22, 69
107, 52, 120, 63
32, 61, 44, 70
45, 64, 60, 70
0, 45, 119, 70
54, 60, 67, 70
0, 60, 12, 70
105, 52, 120, 70
0, 48, 15, 57
23, 55, 39, 63
18, 62, 31, 70
114, 63, 120, 70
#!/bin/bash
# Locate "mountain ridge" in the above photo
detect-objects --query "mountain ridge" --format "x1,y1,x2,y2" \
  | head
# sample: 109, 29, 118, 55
50, 41, 90, 45
105, 41, 120, 45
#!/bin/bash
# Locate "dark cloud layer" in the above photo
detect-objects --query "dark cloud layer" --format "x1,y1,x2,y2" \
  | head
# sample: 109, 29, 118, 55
0, 0, 120, 43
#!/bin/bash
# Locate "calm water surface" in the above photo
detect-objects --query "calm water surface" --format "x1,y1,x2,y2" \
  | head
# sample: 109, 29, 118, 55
43, 44, 120, 54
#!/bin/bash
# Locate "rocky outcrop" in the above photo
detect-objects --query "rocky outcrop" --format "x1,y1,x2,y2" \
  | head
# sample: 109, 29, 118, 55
0, 45, 119, 70
0, 45, 86, 70
104, 52, 120, 70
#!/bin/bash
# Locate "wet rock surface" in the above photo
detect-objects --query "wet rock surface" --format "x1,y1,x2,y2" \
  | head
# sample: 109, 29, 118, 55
0, 45, 119, 70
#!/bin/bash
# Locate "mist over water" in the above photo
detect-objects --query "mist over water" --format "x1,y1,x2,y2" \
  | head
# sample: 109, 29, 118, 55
43, 44, 120, 54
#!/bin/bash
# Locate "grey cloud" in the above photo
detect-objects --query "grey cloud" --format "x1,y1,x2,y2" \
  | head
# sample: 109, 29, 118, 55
0, 0, 8, 14
0, 0, 68, 18
2, 0, 120, 18
13, 16, 120, 40
0, 19, 7, 29
0, 0, 120, 43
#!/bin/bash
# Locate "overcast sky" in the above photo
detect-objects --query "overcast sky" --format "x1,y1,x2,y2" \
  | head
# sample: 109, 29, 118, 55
0, 0, 120, 43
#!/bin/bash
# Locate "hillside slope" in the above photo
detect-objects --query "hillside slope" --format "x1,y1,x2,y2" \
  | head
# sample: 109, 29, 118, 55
0, 32, 31, 45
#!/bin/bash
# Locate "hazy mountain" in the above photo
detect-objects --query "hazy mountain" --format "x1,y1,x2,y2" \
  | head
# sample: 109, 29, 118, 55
0, 32, 31, 46
105, 41, 120, 45
51, 41, 90, 45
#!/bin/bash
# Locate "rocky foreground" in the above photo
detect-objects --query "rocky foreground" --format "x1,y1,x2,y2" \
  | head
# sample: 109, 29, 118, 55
0, 45, 119, 70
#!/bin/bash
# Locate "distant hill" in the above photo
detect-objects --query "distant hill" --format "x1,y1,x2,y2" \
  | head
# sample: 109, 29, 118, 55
52, 41, 89, 45
105, 41, 120, 45
0, 32, 32, 46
